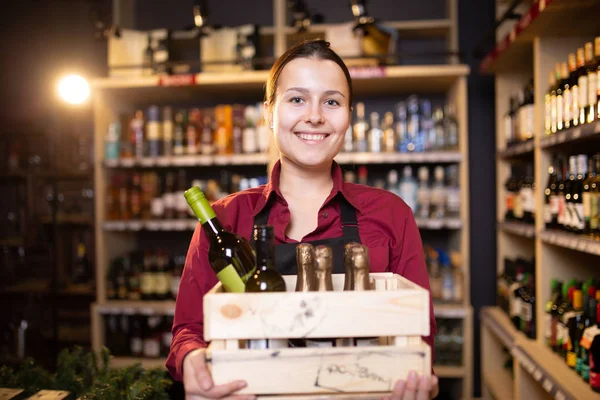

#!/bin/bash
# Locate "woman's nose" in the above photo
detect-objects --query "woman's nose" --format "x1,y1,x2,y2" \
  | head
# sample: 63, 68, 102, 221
305, 103, 324, 124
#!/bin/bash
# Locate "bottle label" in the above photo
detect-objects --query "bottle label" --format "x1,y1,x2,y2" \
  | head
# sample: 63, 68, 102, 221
144, 338, 161, 358
557, 95, 564, 128
592, 194, 599, 229
446, 188, 460, 214
576, 357, 583, 374
558, 196, 566, 225
163, 121, 173, 141
583, 192, 591, 218
564, 202, 574, 228
216, 263, 247, 293
566, 351, 577, 368
579, 75, 589, 108
520, 302, 532, 322
544, 313, 552, 339
506, 192, 515, 212
140, 273, 155, 295
146, 121, 161, 141
591, 370, 600, 390
514, 193, 524, 219
551, 95, 557, 132
155, 273, 171, 295
524, 104, 534, 139
545, 97, 552, 133
504, 114, 514, 143
151, 198, 165, 218
131, 337, 143, 355
581, 325, 600, 350
572, 85, 580, 121
590, 72, 598, 108
564, 90, 572, 123
582, 364, 591, 381
522, 187, 534, 213
574, 203, 584, 230
242, 127, 257, 154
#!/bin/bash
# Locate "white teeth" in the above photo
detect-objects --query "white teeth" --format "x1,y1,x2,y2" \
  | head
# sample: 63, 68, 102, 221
297, 133, 326, 141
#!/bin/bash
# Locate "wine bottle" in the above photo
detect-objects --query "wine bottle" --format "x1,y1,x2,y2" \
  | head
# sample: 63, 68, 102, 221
343, 242, 362, 291
245, 225, 286, 293
580, 287, 597, 382
566, 289, 583, 368
350, 247, 379, 347
296, 243, 315, 292
184, 187, 255, 293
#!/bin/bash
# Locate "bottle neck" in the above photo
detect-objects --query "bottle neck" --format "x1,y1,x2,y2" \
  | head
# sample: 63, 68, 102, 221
255, 237, 275, 271
202, 217, 224, 238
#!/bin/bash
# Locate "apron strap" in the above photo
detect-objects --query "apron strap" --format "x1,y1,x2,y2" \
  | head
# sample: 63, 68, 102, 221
339, 195, 360, 240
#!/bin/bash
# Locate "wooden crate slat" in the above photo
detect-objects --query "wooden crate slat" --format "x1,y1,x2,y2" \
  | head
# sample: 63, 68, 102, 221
208, 342, 430, 395
204, 288, 428, 340
0, 389, 25, 400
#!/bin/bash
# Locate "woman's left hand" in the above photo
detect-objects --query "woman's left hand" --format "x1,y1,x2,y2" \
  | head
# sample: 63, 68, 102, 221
384, 371, 439, 400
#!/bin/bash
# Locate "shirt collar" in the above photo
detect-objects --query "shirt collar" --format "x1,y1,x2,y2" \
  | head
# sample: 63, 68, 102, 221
251, 160, 362, 217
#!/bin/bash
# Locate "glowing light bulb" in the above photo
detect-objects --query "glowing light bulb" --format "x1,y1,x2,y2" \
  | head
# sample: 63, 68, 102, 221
57, 75, 90, 105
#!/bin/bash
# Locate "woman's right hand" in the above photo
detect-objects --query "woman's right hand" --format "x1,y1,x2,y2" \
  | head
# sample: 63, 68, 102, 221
183, 348, 255, 400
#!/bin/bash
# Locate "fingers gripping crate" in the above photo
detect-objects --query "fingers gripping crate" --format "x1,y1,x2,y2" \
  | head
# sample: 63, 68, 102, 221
204, 272, 431, 396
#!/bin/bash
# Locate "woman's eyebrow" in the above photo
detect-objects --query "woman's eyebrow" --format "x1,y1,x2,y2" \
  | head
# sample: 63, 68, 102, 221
285, 87, 346, 98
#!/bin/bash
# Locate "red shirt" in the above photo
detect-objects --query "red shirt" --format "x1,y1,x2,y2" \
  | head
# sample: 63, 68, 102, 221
166, 161, 437, 381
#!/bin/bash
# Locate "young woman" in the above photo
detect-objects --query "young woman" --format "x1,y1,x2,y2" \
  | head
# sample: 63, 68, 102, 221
166, 39, 439, 400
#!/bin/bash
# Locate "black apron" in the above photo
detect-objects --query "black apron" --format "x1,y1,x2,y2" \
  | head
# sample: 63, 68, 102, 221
251, 194, 361, 275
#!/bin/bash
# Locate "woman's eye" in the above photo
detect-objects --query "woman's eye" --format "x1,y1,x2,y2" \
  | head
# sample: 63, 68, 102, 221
325, 99, 340, 106
290, 97, 304, 104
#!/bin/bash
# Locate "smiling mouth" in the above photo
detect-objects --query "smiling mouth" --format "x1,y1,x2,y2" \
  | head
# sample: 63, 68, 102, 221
295, 133, 330, 141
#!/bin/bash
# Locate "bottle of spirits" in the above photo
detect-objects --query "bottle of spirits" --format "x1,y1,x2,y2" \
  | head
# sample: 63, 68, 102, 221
545, 71, 557, 135
505, 95, 516, 146
395, 102, 408, 153
416, 166, 431, 219
186, 108, 201, 155
382, 111, 396, 152
430, 166, 446, 220
572, 49, 585, 127
368, 112, 383, 153
557, 63, 567, 132
505, 166, 516, 221
443, 104, 459, 151
593, 37, 600, 122
566, 289, 584, 368
544, 159, 559, 229
579, 46, 592, 126
557, 157, 568, 229
406, 96, 420, 152
399, 166, 418, 213
583, 155, 598, 236
172, 110, 186, 156
245, 225, 286, 293
522, 164, 535, 224
184, 186, 256, 292
520, 80, 535, 141
343, 242, 362, 291
564, 54, 577, 130
306, 246, 336, 348
580, 287, 598, 382
72, 241, 92, 284
162, 107, 173, 157
572, 155, 587, 234
564, 157, 577, 231
445, 165, 461, 219
353, 102, 368, 152
592, 155, 600, 237
545, 279, 560, 348
146, 105, 162, 157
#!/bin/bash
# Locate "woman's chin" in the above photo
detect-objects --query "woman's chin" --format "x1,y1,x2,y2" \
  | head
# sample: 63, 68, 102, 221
284, 152, 336, 169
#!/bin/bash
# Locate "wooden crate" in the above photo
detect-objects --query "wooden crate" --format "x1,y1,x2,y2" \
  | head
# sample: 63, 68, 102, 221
204, 272, 431, 396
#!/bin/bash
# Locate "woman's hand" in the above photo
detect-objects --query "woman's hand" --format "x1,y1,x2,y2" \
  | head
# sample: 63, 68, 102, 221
384, 372, 439, 400
183, 348, 256, 400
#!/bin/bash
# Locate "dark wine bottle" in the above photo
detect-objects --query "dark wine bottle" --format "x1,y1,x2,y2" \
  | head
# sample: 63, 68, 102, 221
184, 187, 255, 293
245, 225, 286, 293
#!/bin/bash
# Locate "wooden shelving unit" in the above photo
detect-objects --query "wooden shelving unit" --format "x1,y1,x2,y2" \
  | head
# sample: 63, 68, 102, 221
91, 0, 473, 396
483, 0, 600, 398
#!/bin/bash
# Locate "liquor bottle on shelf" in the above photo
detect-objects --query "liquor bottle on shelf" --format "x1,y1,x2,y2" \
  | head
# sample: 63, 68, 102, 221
580, 287, 598, 382
395, 101, 408, 152
242, 106, 257, 154
399, 166, 418, 213
406, 95, 420, 152
245, 225, 286, 293
570, 155, 587, 234
576, 283, 593, 376
72, 241, 92, 284
557, 157, 568, 229
170, 254, 184, 300
445, 165, 461, 219
185, 186, 255, 293
584, 155, 599, 236
591, 37, 600, 123
416, 166, 431, 219
130, 173, 142, 220
513, 167, 525, 222
146, 105, 162, 157
443, 104, 459, 150
504, 166, 517, 221
430, 166, 446, 220
521, 164, 535, 225
566, 289, 584, 368
162, 107, 173, 157
519, 80, 534, 142
433, 107, 445, 150
519, 272, 535, 339
564, 54, 576, 130
186, 108, 201, 155
353, 102, 368, 152
130, 110, 145, 160
421, 99, 435, 152
546, 71, 557, 135
545, 279, 561, 348
571, 49, 583, 128
128, 252, 142, 301
382, 111, 395, 152
557, 280, 576, 357
368, 112, 383, 153
509, 263, 525, 329
579, 45, 592, 126
544, 158, 559, 230
172, 110, 186, 156
557, 63, 567, 132
505, 95, 516, 147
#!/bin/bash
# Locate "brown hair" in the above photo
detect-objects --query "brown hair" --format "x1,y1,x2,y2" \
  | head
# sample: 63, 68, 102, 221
264, 39, 354, 110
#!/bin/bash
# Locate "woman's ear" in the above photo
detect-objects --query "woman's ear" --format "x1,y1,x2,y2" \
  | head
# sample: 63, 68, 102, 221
264, 101, 273, 130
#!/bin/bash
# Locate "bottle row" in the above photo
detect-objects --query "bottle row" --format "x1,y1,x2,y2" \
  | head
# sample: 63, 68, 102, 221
434, 318, 464, 366
103, 97, 460, 162
348, 165, 461, 220
106, 250, 184, 302
425, 246, 464, 304
504, 164, 536, 225
103, 312, 173, 359
104, 169, 267, 221
496, 257, 536, 340
544, 37, 600, 136
543, 277, 600, 391
544, 153, 600, 237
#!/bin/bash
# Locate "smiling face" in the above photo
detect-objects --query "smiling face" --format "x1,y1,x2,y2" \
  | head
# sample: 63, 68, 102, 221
270, 57, 351, 170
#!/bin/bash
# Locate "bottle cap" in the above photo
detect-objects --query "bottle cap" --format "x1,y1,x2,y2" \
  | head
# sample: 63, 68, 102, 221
184, 187, 215, 223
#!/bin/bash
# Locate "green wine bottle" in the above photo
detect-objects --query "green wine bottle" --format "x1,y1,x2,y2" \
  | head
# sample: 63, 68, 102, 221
245, 225, 286, 293
184, 187, 255, 293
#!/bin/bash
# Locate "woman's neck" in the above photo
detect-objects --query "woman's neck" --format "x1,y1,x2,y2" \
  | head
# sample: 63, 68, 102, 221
278, 157, 334, 201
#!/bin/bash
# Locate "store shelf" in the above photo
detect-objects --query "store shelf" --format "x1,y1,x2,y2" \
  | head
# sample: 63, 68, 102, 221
497, 140, 534, 159
103, 219, 197, 232
483, 368, 514, 400
513, 340, 600, 400
415, 218, 462, 230
539, 120, 600, 150
335, 151, 462, 165
540, 230, 600, 256
434, 365, 467, 378
498, 221, 536, 239
95, 300, 175, 315
0, 280, 95, 297
480, 0, 600, 73
92, 64, 470, 103
481, 306, 523, 349
104, 153, 269, 168
110, 356, 166, 370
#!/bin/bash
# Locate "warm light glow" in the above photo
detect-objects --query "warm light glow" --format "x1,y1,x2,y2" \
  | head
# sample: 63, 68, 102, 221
57, 75, 90, 105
